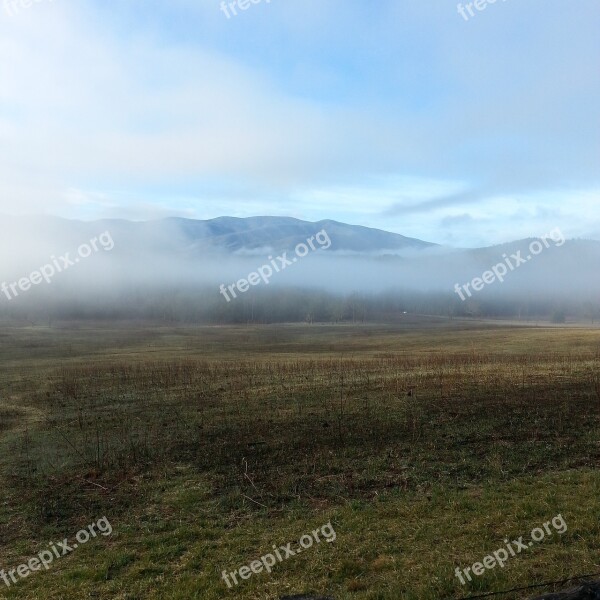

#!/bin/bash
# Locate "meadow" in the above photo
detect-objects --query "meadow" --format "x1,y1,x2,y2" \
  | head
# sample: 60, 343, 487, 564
0, 317, 599, 599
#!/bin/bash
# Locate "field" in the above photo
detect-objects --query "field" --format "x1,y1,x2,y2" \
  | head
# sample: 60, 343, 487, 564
1, 317, 600, 599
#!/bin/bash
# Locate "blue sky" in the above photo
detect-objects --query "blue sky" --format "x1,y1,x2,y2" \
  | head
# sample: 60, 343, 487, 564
0, 0, 598, 246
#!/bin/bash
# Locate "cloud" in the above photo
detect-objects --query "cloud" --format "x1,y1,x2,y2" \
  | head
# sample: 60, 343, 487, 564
441, 213, 474, 227
0, 0, 598, 247
383, 188, 485, 216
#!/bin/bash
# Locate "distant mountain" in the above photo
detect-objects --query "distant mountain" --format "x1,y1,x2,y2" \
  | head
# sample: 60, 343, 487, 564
0, 215, 437, 256
0, 214, 599, 304
163, 216, 437, 254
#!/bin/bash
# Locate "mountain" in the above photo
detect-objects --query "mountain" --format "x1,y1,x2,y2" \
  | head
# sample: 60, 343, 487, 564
1, 214, 600, 315
162, 216, 437, 254
0, 214, 437, 257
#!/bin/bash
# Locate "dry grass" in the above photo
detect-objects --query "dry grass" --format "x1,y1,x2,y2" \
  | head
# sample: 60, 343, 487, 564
0, 320, 599, 598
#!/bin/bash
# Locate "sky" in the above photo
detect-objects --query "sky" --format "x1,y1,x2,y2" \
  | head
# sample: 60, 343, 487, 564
0, 0, 598, 247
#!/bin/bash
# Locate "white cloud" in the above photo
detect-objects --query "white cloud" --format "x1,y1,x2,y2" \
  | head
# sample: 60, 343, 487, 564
0, 0, 598, 248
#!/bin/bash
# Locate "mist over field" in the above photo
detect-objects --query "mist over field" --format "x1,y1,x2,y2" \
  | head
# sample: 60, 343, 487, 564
1, 215, 599, 324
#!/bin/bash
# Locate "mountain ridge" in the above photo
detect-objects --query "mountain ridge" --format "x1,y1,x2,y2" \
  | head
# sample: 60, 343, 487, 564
1, 214, 598, 257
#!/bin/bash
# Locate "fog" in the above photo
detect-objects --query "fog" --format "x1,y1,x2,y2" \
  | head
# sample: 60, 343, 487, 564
1, 215, 599, 323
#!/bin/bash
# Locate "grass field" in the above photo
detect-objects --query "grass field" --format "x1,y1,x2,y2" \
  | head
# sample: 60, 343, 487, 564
1, 317, 599, 599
